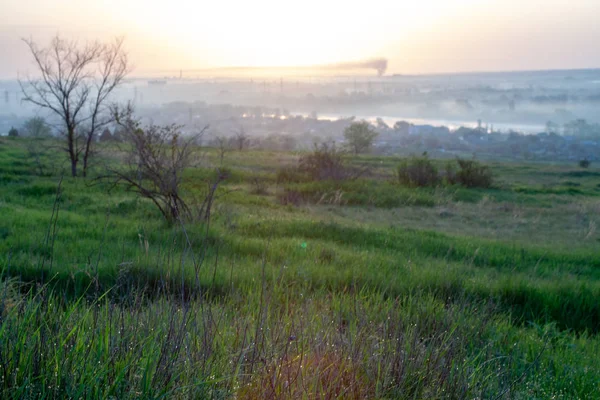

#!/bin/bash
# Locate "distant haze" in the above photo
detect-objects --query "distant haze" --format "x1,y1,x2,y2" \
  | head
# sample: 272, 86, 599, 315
1, 0, 599, 78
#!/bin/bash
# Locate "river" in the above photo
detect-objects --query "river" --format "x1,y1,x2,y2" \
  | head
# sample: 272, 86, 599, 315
313, 113, 546, 134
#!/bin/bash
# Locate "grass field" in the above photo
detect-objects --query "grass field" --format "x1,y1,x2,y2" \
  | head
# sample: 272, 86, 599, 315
0, 136, 599, 399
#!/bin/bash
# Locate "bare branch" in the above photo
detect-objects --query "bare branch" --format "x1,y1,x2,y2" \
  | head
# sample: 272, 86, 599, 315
19, 34, 129, 177
98, 107, 210, 222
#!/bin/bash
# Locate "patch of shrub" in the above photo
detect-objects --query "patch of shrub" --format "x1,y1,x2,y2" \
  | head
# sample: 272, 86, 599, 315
277, 189, 304, 206
397, 155, 493, 189
215, 167, 232, 181
564, 171, 600, 178
276, 166, 307, 184
396, 153, 439, 187
443, 161, 457, 185
250, 177, 269, 195
565, 187, 583, 195
318, 248, 336, 264
17, 183, 58, 197
299, 142, 361, 181
579, 159, 591, 169
455, 158, 493, 188
0, 227, 10, 240
315, 189, 346, 206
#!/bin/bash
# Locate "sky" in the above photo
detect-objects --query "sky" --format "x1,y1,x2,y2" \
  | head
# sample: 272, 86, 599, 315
1, 0, 599, 78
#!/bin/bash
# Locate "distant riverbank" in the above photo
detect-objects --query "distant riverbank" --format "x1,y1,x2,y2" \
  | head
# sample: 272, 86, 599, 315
312, 113, 546, 134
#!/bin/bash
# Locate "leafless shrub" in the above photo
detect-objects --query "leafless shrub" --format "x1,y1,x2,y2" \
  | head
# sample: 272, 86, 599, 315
189, 168, 229, 222
317, 189, 345, 205
99, 106, 212, 223
25, 138, 57, 176
232, 127, 249, 151
250, 177, 269, 195
21, 116, 52, 138
299, 142, 364, 181
211, 135, 230, 166
277, 189, 304, 206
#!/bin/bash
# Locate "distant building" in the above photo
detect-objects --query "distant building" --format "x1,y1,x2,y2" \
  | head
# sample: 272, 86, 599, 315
409, 124, 450, 136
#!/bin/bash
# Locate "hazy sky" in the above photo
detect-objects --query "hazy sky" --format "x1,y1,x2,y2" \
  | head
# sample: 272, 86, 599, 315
1, 0, 599, 78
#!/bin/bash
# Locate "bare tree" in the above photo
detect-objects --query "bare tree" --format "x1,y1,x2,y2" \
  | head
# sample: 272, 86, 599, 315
21, 117, 54, 175
101, 107, 207, 222
20, 35, 129, 177
21, 116, 51, 137
213, 135, 230, 166
232, 126, 249, 151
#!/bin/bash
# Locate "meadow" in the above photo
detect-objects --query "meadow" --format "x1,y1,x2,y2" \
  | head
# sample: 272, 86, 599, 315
0, 136, 599, 399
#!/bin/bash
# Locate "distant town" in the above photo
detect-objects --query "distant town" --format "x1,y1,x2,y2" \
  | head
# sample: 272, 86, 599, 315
2, 68, 600, 162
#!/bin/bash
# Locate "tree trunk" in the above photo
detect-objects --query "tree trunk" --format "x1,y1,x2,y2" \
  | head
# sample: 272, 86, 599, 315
71, 159, 77, 178
82, 132, 94, 178
67, 126, 78, 177
82, 154, 89, 178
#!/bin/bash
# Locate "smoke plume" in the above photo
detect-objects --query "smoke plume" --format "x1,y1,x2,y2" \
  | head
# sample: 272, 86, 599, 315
327, 58, 388, 76
181, 58, 389, 78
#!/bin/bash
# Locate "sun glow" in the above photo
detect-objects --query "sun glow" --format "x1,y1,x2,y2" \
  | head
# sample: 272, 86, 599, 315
100, 0, 472, 71
2, 0, 599, 78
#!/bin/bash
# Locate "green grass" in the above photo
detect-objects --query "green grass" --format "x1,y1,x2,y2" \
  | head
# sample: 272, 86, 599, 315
0, 137, 599, 398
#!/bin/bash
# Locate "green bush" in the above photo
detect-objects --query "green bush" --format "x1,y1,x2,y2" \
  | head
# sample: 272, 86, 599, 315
299, 142, 357, 181
455, 158, 493, 188
397, 155, 493, 189
444, 161, 458, 185
276, 166, 307, 184
396, 153, 440, 187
